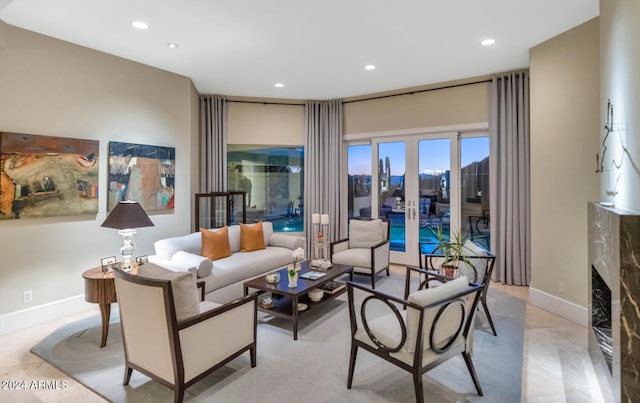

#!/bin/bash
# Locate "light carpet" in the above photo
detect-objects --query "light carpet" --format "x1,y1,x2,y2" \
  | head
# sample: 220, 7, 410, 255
31, 274, 524, 402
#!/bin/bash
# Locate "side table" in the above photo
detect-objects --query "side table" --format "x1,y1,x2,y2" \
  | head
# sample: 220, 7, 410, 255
82, 267, 117, 347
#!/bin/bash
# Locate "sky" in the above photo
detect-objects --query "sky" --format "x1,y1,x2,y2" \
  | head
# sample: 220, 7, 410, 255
348, 137, 489, 176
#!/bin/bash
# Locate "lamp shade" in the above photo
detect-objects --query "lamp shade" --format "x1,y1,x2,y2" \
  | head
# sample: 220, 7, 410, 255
101, 201, 154, 230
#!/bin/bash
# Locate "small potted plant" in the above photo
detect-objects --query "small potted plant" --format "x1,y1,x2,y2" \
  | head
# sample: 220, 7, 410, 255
288, 247, 305, 287
433, 227, 477, 280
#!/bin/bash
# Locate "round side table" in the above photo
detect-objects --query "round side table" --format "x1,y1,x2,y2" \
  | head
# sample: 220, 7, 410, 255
82, 267, 117, 347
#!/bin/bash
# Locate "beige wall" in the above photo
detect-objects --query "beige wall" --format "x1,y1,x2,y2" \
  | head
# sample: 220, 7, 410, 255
600, 0, 640, 213
344, 82, 488, 134
0, 23, 199, 317
529, 18, 600, 307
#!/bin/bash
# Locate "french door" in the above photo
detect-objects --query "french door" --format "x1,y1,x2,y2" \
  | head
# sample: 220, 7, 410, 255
347, 128, 490, 266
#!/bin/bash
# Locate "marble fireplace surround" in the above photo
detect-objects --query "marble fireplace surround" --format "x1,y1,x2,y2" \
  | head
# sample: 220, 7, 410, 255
588, 202, 640, 403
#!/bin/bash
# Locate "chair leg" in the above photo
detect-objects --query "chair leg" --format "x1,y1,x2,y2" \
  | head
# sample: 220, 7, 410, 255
462, 351, 483, 396
386, 267, 390, 276
175, 385, 186, 403
482, 292, 497, 336
347, 344, 358, 389
250, 344, 257, 367
371, 272, 376, 289
123, 366, 133, 385
412, 370, 424, 403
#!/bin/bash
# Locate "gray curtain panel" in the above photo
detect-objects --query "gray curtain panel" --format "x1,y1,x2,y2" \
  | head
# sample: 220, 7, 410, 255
200, 95, 227, 192
489, 71, 531, 286
304, 100, 344, 255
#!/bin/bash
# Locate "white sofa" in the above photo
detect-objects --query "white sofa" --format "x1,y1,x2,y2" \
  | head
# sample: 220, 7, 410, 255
149, 221, 305, 303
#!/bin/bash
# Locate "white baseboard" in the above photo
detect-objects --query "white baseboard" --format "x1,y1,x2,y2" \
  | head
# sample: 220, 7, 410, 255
0, 295, 95, 336
529, 287, 588, 327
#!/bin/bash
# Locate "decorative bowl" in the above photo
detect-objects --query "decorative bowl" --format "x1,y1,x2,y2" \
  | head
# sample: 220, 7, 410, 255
309, 288, 324, 302
266, 271, 281, 284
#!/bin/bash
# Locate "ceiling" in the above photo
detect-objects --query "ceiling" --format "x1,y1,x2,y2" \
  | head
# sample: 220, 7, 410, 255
0, 0, 599, 100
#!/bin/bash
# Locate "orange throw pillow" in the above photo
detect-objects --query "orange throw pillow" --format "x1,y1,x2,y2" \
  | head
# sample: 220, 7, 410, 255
240, 222, 266, 252
201, 226, 232, 261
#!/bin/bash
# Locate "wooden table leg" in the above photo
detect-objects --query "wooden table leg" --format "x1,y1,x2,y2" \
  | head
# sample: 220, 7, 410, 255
292, 295, 299, 340
99, 302, 111, 348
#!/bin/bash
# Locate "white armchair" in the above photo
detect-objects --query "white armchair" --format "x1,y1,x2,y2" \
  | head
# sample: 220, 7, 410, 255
330, 218, 390, 289
113, 264, 257, 403
346, 273, 483, 402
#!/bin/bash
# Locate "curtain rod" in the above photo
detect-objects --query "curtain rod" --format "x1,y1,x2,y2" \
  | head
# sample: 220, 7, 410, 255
206, 76, 494, 106
226, 99, 304, 106
342, 79, 492, 104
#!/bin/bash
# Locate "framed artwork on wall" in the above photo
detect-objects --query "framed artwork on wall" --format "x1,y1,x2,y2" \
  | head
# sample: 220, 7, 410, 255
0, 132, 99, 220
107, 141, 175, 211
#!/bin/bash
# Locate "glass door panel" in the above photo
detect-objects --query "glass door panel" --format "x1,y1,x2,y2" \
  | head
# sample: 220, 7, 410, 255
418, 139, 451, 254
347, 144, 372, 219
460, 136, 490, 249
377, 142, 406, 252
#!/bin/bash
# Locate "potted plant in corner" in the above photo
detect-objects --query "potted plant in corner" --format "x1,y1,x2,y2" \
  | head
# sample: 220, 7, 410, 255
433, 226, 477, 281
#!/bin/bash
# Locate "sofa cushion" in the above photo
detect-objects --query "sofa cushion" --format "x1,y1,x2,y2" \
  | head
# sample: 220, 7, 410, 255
201, 226, 232, 262
204, 246, 293, 292
137, 264, 200, 322
240, 222, 266, 252
405, 276, 469, 353
350, 219, 384, 248
154, 232, 202, 260
171, 251, 213, 278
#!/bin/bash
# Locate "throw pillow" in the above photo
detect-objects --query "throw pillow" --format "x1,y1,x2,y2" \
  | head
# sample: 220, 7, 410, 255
240, 222, 266, 252
201, 226, 232, 261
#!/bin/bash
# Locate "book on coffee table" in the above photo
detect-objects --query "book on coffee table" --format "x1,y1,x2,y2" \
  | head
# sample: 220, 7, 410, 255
318, 281, 345, 294
299, 271, 327, 280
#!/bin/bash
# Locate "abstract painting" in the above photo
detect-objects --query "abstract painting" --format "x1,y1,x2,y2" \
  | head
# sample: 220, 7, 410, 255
0, 132, 99, 220
107, 141, 175, 211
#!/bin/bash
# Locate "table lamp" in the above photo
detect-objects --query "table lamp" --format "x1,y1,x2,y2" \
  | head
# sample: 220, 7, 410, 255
101, 201, 154, 268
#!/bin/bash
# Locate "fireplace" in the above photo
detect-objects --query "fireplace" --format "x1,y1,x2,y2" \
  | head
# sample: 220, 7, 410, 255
591, 264, 612, 373
588, 202, 640, 403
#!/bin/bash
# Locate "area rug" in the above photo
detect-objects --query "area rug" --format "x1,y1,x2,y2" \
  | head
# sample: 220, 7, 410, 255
31, 274, 524, 402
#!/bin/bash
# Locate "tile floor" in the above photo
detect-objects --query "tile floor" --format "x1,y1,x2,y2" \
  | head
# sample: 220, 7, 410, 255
0, 272, 606, 402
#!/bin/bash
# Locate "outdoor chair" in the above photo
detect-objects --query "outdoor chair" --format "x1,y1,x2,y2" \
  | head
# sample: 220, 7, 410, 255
330, 218, 390, 289
113, 264, 257, 403
346, 273, 483, 402
418, 239, 497, 336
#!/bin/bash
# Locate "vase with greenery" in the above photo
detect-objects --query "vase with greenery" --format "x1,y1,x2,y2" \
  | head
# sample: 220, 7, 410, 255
288, 247, 305, 287
433, 227, 477, 280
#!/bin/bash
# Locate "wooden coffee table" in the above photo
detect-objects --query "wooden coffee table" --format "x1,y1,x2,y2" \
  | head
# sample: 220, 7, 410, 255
243, 260, 353, 340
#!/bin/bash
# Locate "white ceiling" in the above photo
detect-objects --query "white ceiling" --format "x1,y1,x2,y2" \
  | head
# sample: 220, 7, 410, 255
0, 0, 599, 100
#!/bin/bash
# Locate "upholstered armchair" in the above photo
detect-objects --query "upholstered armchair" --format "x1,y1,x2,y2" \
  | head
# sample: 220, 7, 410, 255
418, 240, 497, 335
330, 218, 390, 289
113, 264, 257, 403
346, 274, 483, 403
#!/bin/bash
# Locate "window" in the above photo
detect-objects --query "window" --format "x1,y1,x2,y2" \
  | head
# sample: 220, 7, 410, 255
347, 144, 372, 219
227, 145, 304, 232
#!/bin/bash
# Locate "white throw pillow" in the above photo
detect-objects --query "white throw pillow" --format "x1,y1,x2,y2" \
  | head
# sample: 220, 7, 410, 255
137, 264, 200, 322
349, 219, 384, 248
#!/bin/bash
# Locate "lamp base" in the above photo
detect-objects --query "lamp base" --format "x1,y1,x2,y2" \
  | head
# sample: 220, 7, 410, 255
119, 229, 137, 269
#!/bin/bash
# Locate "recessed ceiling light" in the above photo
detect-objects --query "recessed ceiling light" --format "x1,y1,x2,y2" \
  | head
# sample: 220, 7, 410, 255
364, 65, 376, 71
167, 43, 179, 49
131, 21, 149, 30
275, 83, 284, 88
481, 39, 496, 46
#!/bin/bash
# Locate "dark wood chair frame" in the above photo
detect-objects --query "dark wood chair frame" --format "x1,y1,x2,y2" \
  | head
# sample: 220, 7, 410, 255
330, 218, 391, 289
417, 241, 497, 336
114, 267, 258, 403
346, 278, 483, 403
